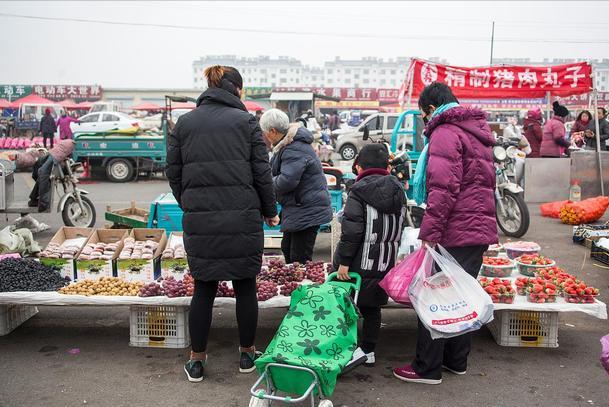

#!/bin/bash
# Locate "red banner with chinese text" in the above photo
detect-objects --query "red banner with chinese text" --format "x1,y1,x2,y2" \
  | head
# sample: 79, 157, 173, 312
401, 58, 593, 101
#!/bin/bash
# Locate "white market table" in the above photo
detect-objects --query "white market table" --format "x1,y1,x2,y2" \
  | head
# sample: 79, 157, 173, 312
0, 287, 606, 349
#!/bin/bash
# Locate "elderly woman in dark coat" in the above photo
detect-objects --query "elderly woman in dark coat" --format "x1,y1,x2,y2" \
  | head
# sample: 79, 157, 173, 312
260, 109, 333, 264
167, 65, 278, 382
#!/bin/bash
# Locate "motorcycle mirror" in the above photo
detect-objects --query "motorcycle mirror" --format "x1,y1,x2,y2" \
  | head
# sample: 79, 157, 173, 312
362, 126, 369, 140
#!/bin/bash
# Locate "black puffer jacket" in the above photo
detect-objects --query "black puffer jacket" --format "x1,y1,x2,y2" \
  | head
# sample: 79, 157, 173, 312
333, 169, 407, 307
271, 126, 333, 232
40, 114, 56, 134
166, 85, 277, 281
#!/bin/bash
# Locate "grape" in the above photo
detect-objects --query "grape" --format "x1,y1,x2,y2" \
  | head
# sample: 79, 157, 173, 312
161, 276, 187, 298
183, 273, 195, 296
279, 282, 299, 296
305, 261, 327, 284
138, 281, 163, 297
258, 261, 305, 285
256, 280, 278, 301
0, 258, 68, 292
216, 281, 234, 298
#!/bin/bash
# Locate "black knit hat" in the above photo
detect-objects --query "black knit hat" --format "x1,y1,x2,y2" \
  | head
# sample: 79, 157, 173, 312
552, 101, 569, 118
358, 144, 389, 170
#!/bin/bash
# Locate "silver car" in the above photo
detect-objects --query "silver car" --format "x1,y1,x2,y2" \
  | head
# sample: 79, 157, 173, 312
335, 113, 421, 160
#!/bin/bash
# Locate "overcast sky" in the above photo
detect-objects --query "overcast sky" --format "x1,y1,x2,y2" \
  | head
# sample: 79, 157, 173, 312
1, 1, 609, 88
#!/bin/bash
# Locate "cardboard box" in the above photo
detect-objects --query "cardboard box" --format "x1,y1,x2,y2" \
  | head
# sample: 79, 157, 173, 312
76, 229, 129, 280
116, 228, 167, 282
39, 227, 94, 280
160, 232, 189, 280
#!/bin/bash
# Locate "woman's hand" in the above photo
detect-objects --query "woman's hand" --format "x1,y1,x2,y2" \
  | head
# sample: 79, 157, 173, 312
421, 240, 436, 250
265, 215, 280, 227
337, 265, 350, 281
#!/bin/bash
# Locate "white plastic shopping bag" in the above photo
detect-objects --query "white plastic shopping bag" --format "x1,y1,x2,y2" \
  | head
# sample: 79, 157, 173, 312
397, 227, 421, 260
408, 245, 494, 339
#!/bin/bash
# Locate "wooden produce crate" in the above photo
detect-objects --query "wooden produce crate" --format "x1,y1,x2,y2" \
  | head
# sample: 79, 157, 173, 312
105, 201, 149, 229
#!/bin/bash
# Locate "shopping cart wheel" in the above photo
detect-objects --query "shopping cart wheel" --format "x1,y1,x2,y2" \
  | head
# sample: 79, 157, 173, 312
249, 391, 270, 407
318, 400, 333, 407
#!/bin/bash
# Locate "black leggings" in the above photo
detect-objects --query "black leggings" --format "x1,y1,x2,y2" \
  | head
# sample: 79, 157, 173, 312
42, 132, 54, 148
281, 225, 319, 264
359, 306, 381, 354
189, 278, 258, 353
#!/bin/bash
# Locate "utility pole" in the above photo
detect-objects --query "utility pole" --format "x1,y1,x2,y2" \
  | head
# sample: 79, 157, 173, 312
490, 21, 495, 65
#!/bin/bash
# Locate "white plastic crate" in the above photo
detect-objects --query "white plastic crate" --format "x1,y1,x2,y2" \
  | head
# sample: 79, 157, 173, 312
0, 304, 39, 336
487, 310, 559, 348
129, 305, 190, 348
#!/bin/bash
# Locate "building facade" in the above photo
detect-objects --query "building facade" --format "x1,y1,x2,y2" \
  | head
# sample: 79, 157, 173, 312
192, 55, 445, 89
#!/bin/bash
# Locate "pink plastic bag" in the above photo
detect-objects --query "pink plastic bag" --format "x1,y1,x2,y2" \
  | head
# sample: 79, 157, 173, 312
379, 248, 429, 305
601, 334, 609, 375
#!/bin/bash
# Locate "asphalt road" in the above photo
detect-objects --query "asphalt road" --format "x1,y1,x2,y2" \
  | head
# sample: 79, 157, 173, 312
1, 173, 609, 407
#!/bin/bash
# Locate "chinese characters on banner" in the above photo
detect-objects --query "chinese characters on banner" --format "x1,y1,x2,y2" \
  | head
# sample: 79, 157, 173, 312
0, 85, 103, 101
32, 85, 103, 101
401, 58, 593, 101
273, 87, 381, 101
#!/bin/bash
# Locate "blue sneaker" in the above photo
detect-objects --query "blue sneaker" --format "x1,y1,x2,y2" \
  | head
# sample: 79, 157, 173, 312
184, 357, 206, 382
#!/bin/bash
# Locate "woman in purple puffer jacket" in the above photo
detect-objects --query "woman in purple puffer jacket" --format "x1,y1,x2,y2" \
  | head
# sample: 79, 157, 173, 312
393, 82, 498, 385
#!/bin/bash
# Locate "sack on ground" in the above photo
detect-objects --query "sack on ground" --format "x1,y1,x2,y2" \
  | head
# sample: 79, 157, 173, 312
540, 200, 570, 218
380, 247, 429, 305
408, 246, 494, 339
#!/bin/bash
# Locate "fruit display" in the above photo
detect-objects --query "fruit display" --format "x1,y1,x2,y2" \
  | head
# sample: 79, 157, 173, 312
258, 260, 305, 284
60, 277, 143, 296
279, 282, 300, 296
515, 255, 555, 277
139, 281, 164, 297
78, 242, 119, 261
0, 258, 69, 292
183, 273, 195, 296
161, 244, 186, 259
503, 241, 540, 260
562, 280, 600, 304
526, 281, 558, 303
305, 261, 327, 284
119, 237, 159, 260
39, 242, 82, 259
485, 244, 504, 257
217, 281, 235, 298
480, 256, 514, 278
478, 277, 515, 304
559, 196, 609, 225
257, 280, 278, 301
515, 277, 534, 295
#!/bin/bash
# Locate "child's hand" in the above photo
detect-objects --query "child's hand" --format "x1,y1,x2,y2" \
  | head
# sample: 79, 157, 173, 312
337, 265, 350, 280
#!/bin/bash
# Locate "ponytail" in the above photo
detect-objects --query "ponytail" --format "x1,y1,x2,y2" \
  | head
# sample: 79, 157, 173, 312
204, 65, 225, 88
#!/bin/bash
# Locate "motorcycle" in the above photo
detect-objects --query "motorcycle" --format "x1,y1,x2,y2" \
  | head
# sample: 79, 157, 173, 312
493, 137, 530, 237
0, 157, 96, 228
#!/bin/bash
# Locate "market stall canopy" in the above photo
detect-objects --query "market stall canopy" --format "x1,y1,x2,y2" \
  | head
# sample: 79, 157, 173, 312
400, 58, 593, 101
243, 100, 264, 111
131, 102, 164, 111
0, 99, 11, 109
10, 93, 56, 107
58, 99, 80, 109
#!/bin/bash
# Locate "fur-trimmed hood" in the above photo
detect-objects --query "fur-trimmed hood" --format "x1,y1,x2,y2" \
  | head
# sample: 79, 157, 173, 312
272, 124, 313, 154
426, 106, 495, 147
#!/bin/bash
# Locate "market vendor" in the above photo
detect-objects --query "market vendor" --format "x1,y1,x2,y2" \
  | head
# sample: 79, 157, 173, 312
583, 107, 609, 151
28, 139, 75, 211
260, 108, 333, 264
166, 65, 279, 383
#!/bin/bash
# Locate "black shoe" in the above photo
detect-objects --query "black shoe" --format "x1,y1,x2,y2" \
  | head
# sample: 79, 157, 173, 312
28, 200, 38, 208
184, 359, 205, 382
239, 350, 262, 373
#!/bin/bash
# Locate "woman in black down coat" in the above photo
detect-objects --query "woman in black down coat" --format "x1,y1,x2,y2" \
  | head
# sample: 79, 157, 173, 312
166, 66, 279, 382
260, 108, 333, 264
